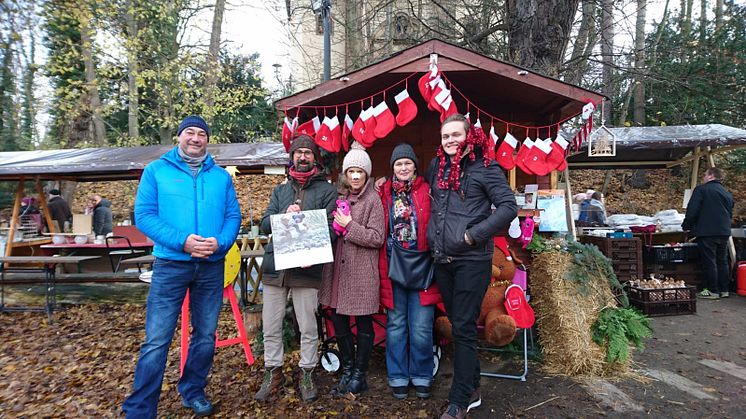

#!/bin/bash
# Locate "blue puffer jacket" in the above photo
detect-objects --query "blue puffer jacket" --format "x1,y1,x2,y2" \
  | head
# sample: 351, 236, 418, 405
135, 147, 241, 262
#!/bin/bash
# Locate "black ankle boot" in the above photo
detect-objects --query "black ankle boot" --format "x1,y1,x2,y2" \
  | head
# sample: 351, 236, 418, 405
347, 332, 373, 394
332, 333, 355, 396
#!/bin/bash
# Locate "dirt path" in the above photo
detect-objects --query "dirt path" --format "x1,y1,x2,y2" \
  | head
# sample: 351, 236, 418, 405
1, 292, 744, 417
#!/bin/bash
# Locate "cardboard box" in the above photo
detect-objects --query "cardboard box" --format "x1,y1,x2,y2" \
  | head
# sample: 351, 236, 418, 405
72, 214, 92, 234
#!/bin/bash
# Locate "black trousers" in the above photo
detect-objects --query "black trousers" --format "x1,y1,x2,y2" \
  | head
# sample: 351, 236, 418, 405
697, 236, 731, 294
434, 259, 491, 409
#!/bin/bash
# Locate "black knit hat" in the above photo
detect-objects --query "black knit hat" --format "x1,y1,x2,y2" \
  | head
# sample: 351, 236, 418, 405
288, 134, 321, 164
390, 143, 418, 169
177, 115, 210, 138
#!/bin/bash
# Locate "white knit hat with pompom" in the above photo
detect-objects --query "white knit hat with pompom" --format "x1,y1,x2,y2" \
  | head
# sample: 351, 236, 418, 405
342, 141, 372, 176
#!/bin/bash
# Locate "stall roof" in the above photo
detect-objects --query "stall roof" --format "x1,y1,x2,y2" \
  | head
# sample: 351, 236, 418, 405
0, 143, 288, 181
568, 124, 746, 169
276, 39, 605, 124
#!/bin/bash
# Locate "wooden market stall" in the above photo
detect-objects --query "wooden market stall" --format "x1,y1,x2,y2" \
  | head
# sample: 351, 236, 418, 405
275, 39, 606, 261
567, 124, 746, 286
0, 142, 288, 257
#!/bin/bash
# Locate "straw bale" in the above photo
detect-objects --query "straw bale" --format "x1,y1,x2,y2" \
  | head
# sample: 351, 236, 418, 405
531, 251, 629, 376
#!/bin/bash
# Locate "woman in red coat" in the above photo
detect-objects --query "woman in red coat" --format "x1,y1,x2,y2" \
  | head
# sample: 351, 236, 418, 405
378, 143, 443, 400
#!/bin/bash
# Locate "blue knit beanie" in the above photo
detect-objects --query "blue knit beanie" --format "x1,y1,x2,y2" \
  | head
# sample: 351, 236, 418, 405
177, 115, 210, 138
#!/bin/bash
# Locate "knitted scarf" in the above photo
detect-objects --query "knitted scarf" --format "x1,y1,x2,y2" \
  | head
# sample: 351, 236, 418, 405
177, 146, 207, 177
391, 176, 417, 248
289, 166, 319, 186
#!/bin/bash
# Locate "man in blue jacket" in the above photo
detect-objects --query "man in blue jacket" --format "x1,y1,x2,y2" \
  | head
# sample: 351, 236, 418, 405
122, 115, 241, 418
682, 167, 734, 299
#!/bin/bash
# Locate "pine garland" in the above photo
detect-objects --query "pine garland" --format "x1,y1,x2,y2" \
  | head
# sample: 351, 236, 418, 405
592, 307, 652, 364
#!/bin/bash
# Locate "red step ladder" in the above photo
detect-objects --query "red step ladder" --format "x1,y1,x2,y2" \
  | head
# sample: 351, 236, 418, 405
180, 286, 254, 375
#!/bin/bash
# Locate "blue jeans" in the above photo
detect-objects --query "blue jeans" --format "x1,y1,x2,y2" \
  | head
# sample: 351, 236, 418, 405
122, 258, 224, 419
386, 283, 435, 387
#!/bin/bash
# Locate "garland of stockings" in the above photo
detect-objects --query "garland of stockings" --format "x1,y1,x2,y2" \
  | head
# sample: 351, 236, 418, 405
281, 65, 596, 175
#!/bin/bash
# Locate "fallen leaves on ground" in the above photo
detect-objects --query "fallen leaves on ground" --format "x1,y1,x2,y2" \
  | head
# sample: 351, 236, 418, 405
0, 304, 446, 418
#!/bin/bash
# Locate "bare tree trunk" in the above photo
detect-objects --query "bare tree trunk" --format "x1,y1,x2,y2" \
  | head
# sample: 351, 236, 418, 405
344, 0, 364, 71
125, 0, 139, 140
699, 0, 707, 46
618, 81, 634, 126
204, 0, 225, 117
506, 0, 580, 77
680, 0, 693, 40
600, 0, 615, 123
79, 16, 106, 146
566, 0, 598, 85
632, 0, 647, 125
715, 0, 723, 31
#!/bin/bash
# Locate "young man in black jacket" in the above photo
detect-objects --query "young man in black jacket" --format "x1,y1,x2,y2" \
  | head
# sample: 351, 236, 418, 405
426, 114, 517, 419
682, 167, 734, 299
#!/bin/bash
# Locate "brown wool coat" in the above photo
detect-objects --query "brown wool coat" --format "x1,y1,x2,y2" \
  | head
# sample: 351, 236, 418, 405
319, 180, 385, 316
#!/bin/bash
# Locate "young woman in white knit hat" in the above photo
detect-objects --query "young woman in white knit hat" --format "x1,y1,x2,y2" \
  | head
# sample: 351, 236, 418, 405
319, 141, 385, 396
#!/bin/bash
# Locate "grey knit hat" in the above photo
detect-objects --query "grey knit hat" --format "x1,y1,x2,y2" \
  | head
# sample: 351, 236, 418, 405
390, 143, 418, 169
342, 141, 372, 176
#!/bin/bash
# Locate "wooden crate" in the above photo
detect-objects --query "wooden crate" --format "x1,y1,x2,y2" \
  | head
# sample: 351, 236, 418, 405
579, 236, 643, 281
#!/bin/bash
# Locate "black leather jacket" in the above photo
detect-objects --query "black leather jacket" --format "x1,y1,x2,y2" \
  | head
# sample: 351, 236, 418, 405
426, 153, 517, 262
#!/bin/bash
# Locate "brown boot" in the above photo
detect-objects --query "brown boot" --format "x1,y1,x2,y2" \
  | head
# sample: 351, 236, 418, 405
254, 366, 285, 401
299, 368, 318, 402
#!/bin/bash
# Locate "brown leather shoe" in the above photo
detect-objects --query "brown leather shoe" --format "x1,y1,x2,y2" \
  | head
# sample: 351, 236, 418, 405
299, 368, 318, 402
254, 367, 285, 401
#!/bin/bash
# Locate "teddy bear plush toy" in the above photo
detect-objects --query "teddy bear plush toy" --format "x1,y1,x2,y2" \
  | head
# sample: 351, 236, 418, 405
332, 199, 350, 236
434, 237, 521, 347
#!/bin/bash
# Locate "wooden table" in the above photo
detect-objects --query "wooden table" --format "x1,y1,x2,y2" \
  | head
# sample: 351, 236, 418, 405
114, 252, 265, 306
0, 255, 100, 322
118, 254, 155, 269
240, 249, 265, 305
41, 242, 153, 273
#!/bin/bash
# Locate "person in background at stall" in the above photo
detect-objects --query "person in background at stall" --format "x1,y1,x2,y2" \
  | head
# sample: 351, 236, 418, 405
427, 114, 517, 419
46, 189, 72, 233
255, 134, 337, 403
378, 143, 443, 400
682, 167, 734, 299
572, 193, 587, 220
20, 196, 44, 234
319, 141, 385, 396
586, 191, 607, 225
90, 194, 113, 236
122, 115, 241, 418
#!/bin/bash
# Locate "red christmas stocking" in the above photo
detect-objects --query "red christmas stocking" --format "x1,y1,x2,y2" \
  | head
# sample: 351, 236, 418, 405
495, 131, 517, 170
430, 83, 458, 122
395, 89, 417, 126
315, 116, 335, 152
296, 116, 320, 138
547, 134, 569, 171
316, 115, 341, 152
515, 138, 535, 175
372, 101, 395, 139
417, 66, 439, 103
342, 114, 354, 152
352, 108, 368, 143
281, 116, 297, 152
361, 105, 378, 147
524, 138, 553, 176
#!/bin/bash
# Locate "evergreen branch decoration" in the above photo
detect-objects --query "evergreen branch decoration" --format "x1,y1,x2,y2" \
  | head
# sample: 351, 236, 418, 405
564, 241, 629, 307
591, 307, 652, 364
